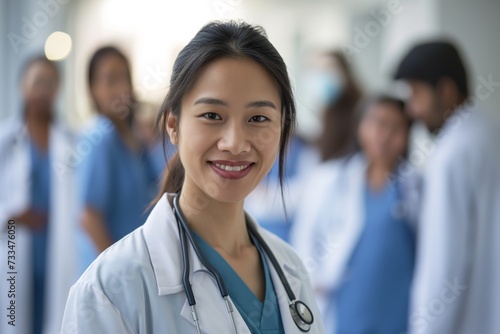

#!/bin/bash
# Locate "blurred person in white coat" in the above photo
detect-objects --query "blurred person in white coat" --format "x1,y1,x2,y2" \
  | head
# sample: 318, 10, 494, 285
291, 96, 420, 333
394, 41, 500, 334
0, 56, 78, 334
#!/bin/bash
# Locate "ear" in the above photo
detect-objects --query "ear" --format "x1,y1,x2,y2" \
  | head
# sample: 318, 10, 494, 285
166, 113, 179, 145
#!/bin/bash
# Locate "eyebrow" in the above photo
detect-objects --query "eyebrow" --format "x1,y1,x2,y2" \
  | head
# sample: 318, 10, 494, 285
194, 97, 277, 110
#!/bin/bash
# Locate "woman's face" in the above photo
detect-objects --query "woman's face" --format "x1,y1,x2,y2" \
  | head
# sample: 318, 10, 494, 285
168, 57, 282, 204
358, 102, 409, 166
90, 54, 132, 119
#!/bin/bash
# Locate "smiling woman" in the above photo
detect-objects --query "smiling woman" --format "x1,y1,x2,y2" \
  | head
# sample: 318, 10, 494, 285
62, 21, 324, 334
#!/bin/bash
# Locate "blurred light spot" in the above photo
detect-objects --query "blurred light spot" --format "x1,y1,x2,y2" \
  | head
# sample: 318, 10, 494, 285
45, 31, 72, 61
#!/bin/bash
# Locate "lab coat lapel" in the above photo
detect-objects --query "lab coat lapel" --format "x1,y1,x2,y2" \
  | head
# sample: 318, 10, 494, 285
151, 197, 248, 333
315, 155, 366, 289
179, 242, 251, 333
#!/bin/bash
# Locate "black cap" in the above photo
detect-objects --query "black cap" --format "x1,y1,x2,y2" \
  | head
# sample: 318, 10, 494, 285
394, 41, 468, 96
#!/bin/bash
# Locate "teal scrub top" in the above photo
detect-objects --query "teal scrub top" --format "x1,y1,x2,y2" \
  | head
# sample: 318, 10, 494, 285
192, 230, 285, 334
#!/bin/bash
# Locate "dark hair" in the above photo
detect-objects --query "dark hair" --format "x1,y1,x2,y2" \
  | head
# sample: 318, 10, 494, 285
21, 54, 60, 82
316, 50, 363, 161
155, 21, 296, 201
394, 40, 469, 97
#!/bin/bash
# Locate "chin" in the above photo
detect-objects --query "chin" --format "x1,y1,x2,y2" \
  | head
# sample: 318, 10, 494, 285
208, 185, 253, 204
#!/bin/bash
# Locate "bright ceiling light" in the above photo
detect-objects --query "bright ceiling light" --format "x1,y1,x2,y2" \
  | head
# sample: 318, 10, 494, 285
45, 31, 72, 61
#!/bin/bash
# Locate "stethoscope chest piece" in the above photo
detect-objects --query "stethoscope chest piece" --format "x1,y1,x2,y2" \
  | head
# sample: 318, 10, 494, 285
290, 300, 314, 332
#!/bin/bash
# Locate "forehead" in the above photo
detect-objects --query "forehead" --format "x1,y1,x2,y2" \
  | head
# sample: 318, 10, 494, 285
365, 102, 405, 122
95, 54, 128, 74
183, 57, 281, 104
408, 80, 434, 93
24, 61, 58, 81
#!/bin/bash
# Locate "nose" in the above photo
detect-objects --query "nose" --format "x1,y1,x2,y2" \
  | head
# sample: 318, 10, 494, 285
217, 121, 251, 155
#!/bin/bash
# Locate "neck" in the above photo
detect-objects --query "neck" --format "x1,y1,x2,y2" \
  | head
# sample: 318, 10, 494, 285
25, 107, 52, 125
178, 183, 251, 256
108, 115, 139, 151
25, 107, 51, 151
439, 97, 468, 129
367, 160, 396, 191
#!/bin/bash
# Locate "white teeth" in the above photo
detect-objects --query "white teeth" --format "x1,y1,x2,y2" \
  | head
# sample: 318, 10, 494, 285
214, 163, 250, 172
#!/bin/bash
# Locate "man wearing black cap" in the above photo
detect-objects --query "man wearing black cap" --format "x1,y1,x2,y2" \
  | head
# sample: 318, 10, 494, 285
394, 41, 500, 334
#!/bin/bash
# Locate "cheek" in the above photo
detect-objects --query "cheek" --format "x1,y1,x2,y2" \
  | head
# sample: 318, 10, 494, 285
392, 133, 408, 154
93, 84, 110, 105
254, 127, 281, 161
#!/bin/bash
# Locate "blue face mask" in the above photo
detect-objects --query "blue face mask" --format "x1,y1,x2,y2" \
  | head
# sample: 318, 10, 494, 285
305, 71, 344, 109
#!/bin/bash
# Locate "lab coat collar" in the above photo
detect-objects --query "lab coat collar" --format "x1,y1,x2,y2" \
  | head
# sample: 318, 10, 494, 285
439, 100, 476, 138
142, 193, 204, 295
143, 193, 309, 332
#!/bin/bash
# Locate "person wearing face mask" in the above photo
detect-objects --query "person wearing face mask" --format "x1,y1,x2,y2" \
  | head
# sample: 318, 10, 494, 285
292, 96, 420, 334
76, 46, 158, 273
0, 56, 78, 334
301, 51, 363, 162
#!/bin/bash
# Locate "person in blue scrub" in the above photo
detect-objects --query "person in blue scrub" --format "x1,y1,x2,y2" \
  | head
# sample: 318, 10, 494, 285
77, 46, 157, 271
335, 96, 418, 333
24, 57, 57, 334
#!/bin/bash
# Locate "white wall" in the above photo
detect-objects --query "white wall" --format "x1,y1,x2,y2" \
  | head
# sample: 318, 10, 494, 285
440, 0, 500, 112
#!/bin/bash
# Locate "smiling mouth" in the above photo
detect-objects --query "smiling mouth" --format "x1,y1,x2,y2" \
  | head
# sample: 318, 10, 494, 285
213, 162, 251, 172
208, 161, 255, 180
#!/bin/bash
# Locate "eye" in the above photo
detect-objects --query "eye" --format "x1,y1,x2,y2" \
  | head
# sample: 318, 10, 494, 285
202, 112, 222, 120
249, 115, 269, 123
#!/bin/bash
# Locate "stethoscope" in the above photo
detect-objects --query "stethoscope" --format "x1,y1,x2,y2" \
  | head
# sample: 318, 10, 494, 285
173, 193, 314, 333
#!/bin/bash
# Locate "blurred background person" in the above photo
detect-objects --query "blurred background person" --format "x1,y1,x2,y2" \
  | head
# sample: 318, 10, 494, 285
312, 51, 363, 162
245, 50, 362, 242
292, 96, 420, 334
394, 41, 500, 334
77, 46, 158, 273
0, 56, 78, 334
134, 101, 176, 180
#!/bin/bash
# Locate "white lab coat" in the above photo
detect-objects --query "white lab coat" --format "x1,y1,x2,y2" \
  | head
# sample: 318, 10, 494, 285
0, 116, 78, 334
62, 193, 324, 334
290, 154, 420, 333
408, 104, 500, 334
